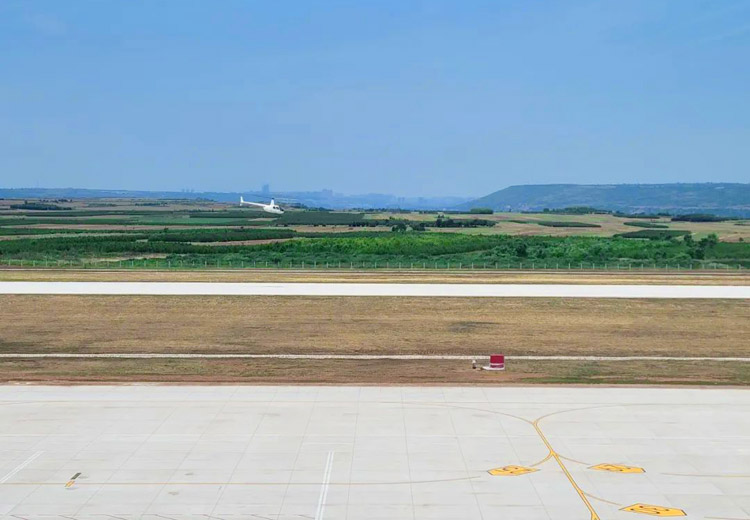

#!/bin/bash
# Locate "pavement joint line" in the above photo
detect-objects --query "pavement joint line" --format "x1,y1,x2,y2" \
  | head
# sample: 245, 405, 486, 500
1, 353, 749, 361
661, 473, 750, 478
0, 476, 483, 486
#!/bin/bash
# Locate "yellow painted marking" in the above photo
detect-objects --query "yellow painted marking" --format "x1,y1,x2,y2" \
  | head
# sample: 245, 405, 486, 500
529, 452, 553, 467
64, 471, 81, 488
621, 503, 686, 516
584, 491, 624, 507
532, 419, 601, 520
488, 465, 539, 476
590, 463, 645, 474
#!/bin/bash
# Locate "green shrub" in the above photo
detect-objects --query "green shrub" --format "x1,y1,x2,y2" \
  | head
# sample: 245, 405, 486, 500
615, 230, 691, 239
671, 214, 728, 222
276, 212, 365, 225
623, 221, 669, 229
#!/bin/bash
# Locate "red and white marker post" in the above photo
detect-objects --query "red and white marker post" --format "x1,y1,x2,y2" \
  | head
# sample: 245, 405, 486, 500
482, 354, 505, 371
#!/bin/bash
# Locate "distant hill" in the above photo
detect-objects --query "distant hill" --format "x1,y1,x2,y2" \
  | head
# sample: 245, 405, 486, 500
459, 183, 750, 217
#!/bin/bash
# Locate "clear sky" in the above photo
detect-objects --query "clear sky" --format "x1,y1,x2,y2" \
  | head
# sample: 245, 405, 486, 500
1, 1, 749, 197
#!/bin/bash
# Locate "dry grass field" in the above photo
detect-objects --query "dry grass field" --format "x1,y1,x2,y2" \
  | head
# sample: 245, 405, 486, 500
0, 358, 746, 386
369, 211, 750, 241
1, 290, 747, 384
1, 295, 747, 358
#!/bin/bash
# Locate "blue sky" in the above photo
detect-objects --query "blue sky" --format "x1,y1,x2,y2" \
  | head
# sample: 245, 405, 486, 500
1, 1, 749, 197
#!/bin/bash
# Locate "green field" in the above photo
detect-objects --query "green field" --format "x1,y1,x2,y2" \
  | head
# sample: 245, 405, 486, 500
1, 228, 748, 269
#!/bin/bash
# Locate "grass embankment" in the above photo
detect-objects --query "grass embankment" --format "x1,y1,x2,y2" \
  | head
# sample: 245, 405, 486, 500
1, 359, 746, 385
2, 268, 749, 284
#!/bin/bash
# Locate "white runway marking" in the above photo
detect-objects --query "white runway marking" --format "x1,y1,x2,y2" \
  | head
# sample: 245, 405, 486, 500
0, 281, 748, 298
1, 353, 747, 362
315, 451, 335, 520
0, 451, 43, 483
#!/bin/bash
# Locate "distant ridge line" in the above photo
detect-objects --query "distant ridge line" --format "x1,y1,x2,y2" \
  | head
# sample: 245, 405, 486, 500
459, 183, 750, 217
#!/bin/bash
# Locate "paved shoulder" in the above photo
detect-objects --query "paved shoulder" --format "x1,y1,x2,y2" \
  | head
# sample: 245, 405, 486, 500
0, 281, 748, 298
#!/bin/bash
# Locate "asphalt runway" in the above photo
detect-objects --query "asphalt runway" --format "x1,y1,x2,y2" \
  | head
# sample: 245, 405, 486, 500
1, 386, 748, 520
1, 281, 749, 298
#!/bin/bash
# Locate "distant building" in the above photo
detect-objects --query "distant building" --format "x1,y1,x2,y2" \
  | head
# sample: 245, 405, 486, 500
261, 184, 270, 195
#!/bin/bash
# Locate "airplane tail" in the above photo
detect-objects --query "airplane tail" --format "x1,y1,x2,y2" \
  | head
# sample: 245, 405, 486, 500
270, 198, 275, 205
240, 196, 245, 204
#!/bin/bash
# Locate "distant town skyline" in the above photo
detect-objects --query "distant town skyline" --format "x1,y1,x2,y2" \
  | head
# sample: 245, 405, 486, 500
2, 1, 749, 196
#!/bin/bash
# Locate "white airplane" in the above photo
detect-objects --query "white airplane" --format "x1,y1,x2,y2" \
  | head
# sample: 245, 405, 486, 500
239, 196, 284, 214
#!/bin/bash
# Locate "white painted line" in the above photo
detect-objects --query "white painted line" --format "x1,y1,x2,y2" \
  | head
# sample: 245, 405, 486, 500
0, 282, 748, 298
0, 451, 43, 484
1, 353, 747, 362
315, 451, 335, 520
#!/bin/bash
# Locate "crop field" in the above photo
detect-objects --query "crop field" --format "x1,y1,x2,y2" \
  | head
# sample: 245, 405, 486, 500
1, 197, 748, 235
0, 224, 748, 269
1, 198, 748, 271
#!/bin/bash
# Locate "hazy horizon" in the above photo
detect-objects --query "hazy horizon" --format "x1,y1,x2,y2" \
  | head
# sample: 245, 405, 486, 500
2, 1, 749, 196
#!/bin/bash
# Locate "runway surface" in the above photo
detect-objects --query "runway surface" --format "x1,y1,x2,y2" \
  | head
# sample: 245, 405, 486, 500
1, 281, 749, 298
1, 386, 748, 520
